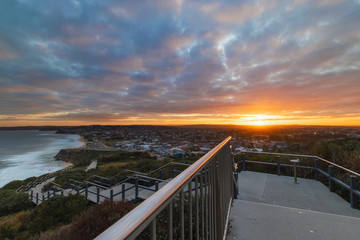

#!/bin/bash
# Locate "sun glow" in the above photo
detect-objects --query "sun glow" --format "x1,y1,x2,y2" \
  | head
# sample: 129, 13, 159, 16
240, 114, 282, 126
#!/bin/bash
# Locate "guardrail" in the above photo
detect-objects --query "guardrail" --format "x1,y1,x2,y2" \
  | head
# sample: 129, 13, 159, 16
65, 162, 188, 191
95, 136, 234, 240
16, 165, 74, 192
27, 162, 191, 205
236, 151, 360, 209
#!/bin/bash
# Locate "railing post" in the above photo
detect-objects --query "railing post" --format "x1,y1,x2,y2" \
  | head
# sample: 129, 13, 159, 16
150, 219, 156, 240
53, 189, 56, 197
85, 183, 88, 198
155, 182, 159, 191
110, 189, 114, 201
180, 190, 184, 240
122, 184, 125, 199
350, 176, 358, 209
171, 164, 174, 178
277, 156, 280, 175
328, 165, 334, 192
135, 177, 139, 203
167, 201, 173, 239
36, 193, 39, 204
97, 187, 100, 204
159, 170, 163, 180
200, 171, 205, 238
242, 153, 246, 171
315, 159, 319, 181
47, 191, 50, 200
42, 194, 45, 203
30, 191, 33, 201
195, 175, 199, 240
188, 182, 192, 240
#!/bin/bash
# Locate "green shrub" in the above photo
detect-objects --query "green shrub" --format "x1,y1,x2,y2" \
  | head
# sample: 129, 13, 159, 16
0, 190, 33, 217
41, 182, 53, 193
38, 200, 134, 240
27, 195, 90, 234
97, 151, 153, 164
67, 200, 134, 240
1, 176, 37, 191
53, 170, 91, 187
0, 224, 16, 240
1, 180, 24, 191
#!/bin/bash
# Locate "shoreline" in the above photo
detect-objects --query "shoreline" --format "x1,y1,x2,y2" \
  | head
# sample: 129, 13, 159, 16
0, 132, 86, 188
76, 134, 87, 148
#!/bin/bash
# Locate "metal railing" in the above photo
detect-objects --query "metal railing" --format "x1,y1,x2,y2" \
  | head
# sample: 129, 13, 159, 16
25, 161, 190, 205
236, 151, 360, 209
96, 136, 234, 240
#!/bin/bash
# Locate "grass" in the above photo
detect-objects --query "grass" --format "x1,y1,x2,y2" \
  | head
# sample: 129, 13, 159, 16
101, 139, 126, 147
0, 212, 20, 226
98, 162, 129, 171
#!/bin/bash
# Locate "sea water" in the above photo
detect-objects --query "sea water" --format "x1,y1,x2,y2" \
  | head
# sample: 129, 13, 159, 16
0, 130, 83, 188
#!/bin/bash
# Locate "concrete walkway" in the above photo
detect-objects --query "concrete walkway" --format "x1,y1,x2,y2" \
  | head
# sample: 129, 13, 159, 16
86, 160, 98, 172
227, 171, 360, 240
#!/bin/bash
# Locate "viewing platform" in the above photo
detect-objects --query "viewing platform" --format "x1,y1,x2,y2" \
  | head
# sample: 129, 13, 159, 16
228, 171, 360, 240
19, 137, 359, 239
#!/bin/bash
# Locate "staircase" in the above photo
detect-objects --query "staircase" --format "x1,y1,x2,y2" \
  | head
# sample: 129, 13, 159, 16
25, 162, 189, 205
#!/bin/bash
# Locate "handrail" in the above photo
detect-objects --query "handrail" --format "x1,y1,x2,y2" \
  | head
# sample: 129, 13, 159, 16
237, 151, 360, 209
96, 136, 233, 240
67, 163, 189, 190
236, 151, 360, 177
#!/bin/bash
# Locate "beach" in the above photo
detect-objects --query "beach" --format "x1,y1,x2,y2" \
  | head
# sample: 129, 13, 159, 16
0, 130, 84, 188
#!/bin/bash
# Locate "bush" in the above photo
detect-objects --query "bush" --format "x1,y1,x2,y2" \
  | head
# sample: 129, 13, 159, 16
0, 224, 16, 240
53, 170, 91, 187
67, 200, 134, 240
27, 195, 90, 234
38, 200, 134, 240
0, 190, 33, 217
1, 177, 37, 191
1, 180, 24, 191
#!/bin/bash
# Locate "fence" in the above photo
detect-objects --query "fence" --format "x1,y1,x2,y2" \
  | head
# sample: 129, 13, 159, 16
236, 151, 360, 209
95, 136, 234, 240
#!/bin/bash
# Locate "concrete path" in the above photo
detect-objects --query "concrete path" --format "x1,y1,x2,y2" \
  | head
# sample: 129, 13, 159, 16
227, 171, 360, 240
86, 160, 98, 172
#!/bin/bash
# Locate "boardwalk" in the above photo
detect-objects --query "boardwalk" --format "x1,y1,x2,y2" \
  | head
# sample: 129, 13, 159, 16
227, 171, 360, 240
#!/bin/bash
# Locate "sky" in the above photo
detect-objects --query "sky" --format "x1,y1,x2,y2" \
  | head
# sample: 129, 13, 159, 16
1, 0, 360, 127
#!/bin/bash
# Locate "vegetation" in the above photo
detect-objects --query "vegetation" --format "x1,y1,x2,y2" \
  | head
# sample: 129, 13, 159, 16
286, 138, 360, 173
0, 194, 134, 240
0, 190, 33, 217
27, 195, 90, 235
2, 177, 37, 191
37, 200, 134, 240
0, 223, 17, 240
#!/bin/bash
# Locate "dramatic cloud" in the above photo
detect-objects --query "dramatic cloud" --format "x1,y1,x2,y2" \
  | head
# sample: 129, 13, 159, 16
0, 0, 360, 126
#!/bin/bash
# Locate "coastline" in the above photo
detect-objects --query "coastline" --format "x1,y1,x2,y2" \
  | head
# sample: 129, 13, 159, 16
0, 131, 86, 188
77, 134, 86, 148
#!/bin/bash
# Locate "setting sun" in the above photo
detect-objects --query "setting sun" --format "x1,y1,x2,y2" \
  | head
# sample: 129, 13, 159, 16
240, 114, 280, 126
252, 120, 266, 126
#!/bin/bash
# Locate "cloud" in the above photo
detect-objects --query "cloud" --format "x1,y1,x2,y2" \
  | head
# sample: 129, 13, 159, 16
0, 0, 360, 126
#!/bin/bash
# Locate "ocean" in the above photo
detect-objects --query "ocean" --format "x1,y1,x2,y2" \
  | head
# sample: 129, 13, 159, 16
0, 130, 83, 188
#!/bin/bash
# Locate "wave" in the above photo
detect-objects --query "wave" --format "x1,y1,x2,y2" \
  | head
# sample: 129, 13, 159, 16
0, 132, 83, 188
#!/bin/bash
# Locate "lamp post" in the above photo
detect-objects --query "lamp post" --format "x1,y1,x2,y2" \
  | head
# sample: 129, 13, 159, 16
290, 159, 300, 184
